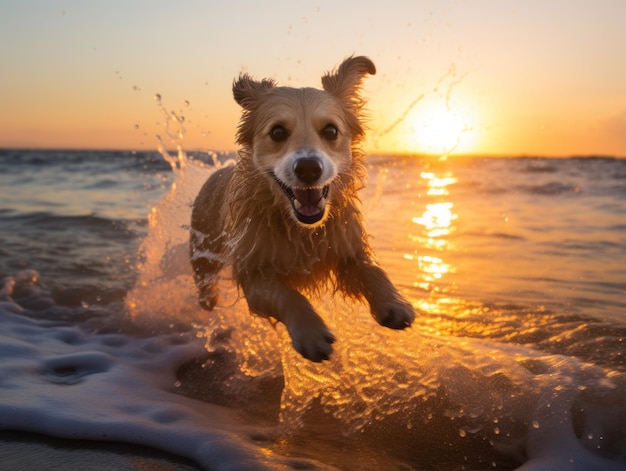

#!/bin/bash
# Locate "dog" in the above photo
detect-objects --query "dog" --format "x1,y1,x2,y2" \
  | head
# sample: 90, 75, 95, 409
190, 56, 415, 362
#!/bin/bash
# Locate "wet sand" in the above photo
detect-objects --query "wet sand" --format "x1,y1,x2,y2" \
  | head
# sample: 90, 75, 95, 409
0, 431, 202, 471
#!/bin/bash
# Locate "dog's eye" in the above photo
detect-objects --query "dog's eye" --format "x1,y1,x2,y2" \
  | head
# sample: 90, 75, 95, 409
321, 124, 339, 141
269, 125, 289, 143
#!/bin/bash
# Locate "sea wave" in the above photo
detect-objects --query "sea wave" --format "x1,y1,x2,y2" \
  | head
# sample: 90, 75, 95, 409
0, 148, 172, 173
0, 211, 144, 298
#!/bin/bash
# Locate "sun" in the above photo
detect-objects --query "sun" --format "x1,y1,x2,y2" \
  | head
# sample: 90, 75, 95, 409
421, 107, 466, 153
369, 86, 482, 156
372, 92, 480, 156
408, 101, 479, 155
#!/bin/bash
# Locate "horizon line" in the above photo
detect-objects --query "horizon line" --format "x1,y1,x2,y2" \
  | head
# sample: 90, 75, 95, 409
0, 146, 623, 160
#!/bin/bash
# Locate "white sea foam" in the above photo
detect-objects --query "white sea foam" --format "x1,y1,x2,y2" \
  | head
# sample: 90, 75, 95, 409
0, 283, 336, 470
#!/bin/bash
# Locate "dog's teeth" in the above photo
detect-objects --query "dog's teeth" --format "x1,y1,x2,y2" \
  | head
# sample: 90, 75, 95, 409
293, 199, 303, 210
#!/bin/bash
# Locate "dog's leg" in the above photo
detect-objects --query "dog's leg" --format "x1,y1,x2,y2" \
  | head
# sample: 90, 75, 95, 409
241, 277, 335, 362
339, 258, 415, 329
189, 241, 222, 311
190, 167, 233, 311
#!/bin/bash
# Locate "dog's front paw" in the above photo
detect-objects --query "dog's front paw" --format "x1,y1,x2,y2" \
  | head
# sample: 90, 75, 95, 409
371, 295, 415, 330
286, 314, 336, 362
198, 284, 219, 311
198, 295, 218, 311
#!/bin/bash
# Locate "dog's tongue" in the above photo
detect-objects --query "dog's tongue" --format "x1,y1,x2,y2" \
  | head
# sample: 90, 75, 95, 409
293, 188, 324, 217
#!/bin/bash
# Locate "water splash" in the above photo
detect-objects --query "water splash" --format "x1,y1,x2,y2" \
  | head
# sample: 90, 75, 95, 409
126, 100, 278, 378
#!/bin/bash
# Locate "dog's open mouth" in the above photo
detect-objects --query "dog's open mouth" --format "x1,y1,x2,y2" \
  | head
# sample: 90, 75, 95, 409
273, 175, 330, 225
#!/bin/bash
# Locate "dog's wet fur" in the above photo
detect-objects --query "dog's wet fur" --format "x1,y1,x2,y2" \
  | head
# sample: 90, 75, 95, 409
190, 56, 415, 362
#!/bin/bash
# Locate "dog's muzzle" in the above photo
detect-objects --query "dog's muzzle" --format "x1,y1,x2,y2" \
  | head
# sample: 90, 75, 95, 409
272, 157, 331, 225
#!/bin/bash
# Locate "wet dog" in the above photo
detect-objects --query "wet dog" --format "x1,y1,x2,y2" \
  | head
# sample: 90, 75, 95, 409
190, 56, 415, 361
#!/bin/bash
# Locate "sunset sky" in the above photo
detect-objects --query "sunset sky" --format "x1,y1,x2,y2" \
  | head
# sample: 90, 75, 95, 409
1, 0, 624, 157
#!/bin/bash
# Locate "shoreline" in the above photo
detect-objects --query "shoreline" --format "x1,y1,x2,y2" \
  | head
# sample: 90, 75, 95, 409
0, 431, 202, 471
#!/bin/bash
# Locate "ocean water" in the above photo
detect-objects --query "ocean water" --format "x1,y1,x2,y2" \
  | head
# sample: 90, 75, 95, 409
0, 148, 625, 471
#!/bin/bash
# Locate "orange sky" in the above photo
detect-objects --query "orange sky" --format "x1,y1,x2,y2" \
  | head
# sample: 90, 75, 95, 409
1, 1, 624, 157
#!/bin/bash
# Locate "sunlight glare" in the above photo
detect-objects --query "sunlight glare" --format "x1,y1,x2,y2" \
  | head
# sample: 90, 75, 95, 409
398, 96, 479, 156
421, 104, 475, 155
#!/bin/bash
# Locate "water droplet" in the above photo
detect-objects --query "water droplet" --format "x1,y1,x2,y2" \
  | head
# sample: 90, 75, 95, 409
459, 429, 467, 438
532, 420, 540, 429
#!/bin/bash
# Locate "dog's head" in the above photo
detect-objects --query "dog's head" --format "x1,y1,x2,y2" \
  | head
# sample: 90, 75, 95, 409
232, 56, 376, 227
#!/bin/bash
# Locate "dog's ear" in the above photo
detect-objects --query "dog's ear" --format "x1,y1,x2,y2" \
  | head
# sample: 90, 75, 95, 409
233, 74, 276, 110
321, 56, 376, 106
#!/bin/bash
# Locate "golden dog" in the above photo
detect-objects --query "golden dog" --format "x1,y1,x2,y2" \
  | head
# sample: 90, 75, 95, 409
190, 56, 415, 362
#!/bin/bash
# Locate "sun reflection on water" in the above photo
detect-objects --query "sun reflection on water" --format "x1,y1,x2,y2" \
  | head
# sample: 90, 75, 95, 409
406, 168, 458, 296
420, 171, 458, 196
413, 202, 457, 238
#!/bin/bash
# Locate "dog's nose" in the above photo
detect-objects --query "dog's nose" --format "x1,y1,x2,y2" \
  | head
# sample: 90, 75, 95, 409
294, 157, 323, 184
